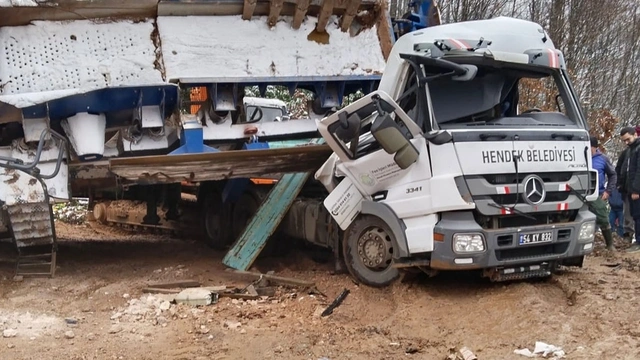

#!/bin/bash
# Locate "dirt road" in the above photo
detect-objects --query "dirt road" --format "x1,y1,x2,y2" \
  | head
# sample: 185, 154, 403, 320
0, 222, 639, 360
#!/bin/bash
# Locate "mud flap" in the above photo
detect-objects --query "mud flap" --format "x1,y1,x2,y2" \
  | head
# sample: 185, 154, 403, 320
560, 255, 584, 268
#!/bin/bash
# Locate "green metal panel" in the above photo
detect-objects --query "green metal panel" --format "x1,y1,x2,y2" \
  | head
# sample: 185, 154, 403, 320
222, 138, 325, 271
222, 171, 311, 270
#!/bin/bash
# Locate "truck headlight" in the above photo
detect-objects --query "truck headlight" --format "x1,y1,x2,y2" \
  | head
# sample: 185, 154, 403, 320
578, 222, 595, 242
453, 233, 485, 253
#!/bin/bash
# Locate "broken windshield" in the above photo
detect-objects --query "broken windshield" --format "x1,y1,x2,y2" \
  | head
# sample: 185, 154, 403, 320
399, 56, 584, 129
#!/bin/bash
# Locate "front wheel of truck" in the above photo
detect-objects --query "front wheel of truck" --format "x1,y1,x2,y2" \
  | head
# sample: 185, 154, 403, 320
342, 215, 399, 287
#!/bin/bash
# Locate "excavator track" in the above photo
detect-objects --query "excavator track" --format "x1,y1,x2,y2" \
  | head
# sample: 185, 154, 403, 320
90, 198, 202, 238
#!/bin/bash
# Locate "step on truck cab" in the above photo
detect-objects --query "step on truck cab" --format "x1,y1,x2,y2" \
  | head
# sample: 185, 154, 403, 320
315, 17, 598, 286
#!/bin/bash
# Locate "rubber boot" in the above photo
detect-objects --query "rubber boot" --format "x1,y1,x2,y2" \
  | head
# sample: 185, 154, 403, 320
602, 228, 616, 251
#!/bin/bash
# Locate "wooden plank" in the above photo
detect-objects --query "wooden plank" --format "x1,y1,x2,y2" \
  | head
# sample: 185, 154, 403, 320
146, 280, 201, 288
291, 0, 310, 29
340, 0, 361, 32
267, 0, 285, 26
109, 144, 332, 184
222, 172, 313, 271
375, 0, 395, 61
219, 292, 261, 300
242, 0, 258, 20
142, 287, 181, 294
316, 0, 335, 33
228, 270, 315, 287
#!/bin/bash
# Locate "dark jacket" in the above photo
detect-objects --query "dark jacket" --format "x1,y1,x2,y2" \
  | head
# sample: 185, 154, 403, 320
592, 150, 617, 195
609, 187, 624, 210
626, 139, 640, 194
616, 147, 631, 193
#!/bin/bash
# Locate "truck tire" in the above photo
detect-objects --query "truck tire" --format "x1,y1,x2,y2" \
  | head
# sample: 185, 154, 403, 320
342, 214, 399, 287
202, 191, 232, 249
231, 191, 261, 242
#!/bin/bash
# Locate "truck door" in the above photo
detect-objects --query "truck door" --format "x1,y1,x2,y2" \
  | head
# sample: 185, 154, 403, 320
317, 91, 433, 220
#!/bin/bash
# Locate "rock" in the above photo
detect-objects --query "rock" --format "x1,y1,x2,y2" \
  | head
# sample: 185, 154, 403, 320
65, 317, 78, 324
605, 293, 616, 300
156, 316, 168, 325
108, 325, 123, 334
64, 331, 75, 339
3, 329, 17, 338
313, 306, 324, 318
159, 301, 171, 311
405, 346, 419, 354
87, 333, 96, 341
224, 320, 242, 330
274, 345, 284, 353
123, 293, 130, 299
7, 344, 15, 349
12, 276, 23, 282
240, 329, 247, 334
110, 312, 122, 320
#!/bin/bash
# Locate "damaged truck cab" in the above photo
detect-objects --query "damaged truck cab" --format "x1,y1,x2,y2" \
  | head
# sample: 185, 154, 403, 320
316, 17, 598, 286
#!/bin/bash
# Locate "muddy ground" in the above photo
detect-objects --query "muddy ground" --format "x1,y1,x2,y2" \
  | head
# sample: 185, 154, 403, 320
0, 221, 639, 360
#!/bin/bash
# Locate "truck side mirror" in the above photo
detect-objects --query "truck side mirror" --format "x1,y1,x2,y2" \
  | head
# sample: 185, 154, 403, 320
334, 111, 361, 143
371, 113, 419, 169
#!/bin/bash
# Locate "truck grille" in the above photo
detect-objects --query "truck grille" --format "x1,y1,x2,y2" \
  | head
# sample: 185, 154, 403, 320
489, 192, 569, 206
483, 172, 573, 185
495, 242, 570, 261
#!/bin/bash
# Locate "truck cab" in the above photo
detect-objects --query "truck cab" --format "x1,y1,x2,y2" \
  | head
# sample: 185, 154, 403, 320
316, 17, 598, 286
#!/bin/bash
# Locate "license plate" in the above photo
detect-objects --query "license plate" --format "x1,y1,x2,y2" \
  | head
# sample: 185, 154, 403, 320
518, 231, 553, 245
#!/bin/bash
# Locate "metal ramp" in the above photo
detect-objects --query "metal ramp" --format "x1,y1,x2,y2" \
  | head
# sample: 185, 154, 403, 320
222, 171, 313, 270
0, 129, 67, 278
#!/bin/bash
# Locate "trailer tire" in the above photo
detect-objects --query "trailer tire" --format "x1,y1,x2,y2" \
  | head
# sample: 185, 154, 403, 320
342, 214, 399, 287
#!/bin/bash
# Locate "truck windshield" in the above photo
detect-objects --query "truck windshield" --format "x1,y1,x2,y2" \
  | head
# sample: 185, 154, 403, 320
400, 56, 584, 130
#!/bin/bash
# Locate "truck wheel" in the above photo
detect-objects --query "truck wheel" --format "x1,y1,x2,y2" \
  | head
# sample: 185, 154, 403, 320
231, 191, 261, 241
342, 215, 399, 287
202, 192, 231, 249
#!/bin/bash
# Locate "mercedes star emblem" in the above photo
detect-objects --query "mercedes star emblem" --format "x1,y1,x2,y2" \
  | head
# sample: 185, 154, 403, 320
522, 175, 546, 205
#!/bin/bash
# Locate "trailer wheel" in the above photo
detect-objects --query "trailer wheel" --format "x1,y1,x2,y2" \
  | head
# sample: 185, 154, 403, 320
342, 215, 399, 287
202, 192, 231, 249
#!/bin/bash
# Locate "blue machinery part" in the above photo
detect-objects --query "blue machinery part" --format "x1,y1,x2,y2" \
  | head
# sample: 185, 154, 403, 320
182, 75, 381, 114
392, 0, 441, 39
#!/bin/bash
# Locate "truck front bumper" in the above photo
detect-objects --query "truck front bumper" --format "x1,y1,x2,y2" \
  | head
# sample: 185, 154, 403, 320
430, 207, 595, 273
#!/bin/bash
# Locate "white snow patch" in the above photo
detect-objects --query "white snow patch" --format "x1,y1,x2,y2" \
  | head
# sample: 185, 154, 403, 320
157, 15, 386, 81
0, 18, 164, 107
0, 0, 39, 7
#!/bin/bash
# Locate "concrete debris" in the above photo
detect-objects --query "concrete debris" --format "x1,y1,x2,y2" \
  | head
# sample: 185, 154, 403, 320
515, 341, 565, 359
175, 288, 216, 306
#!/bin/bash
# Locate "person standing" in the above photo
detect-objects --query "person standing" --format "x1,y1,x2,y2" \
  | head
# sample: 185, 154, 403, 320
589, 137, 617, 251
615, 129, 636, 242
608, 187, 624, 237
620, 127, 640, 252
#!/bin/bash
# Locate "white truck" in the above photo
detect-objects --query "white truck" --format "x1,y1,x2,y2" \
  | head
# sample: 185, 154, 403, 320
314, 16, 598, 286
